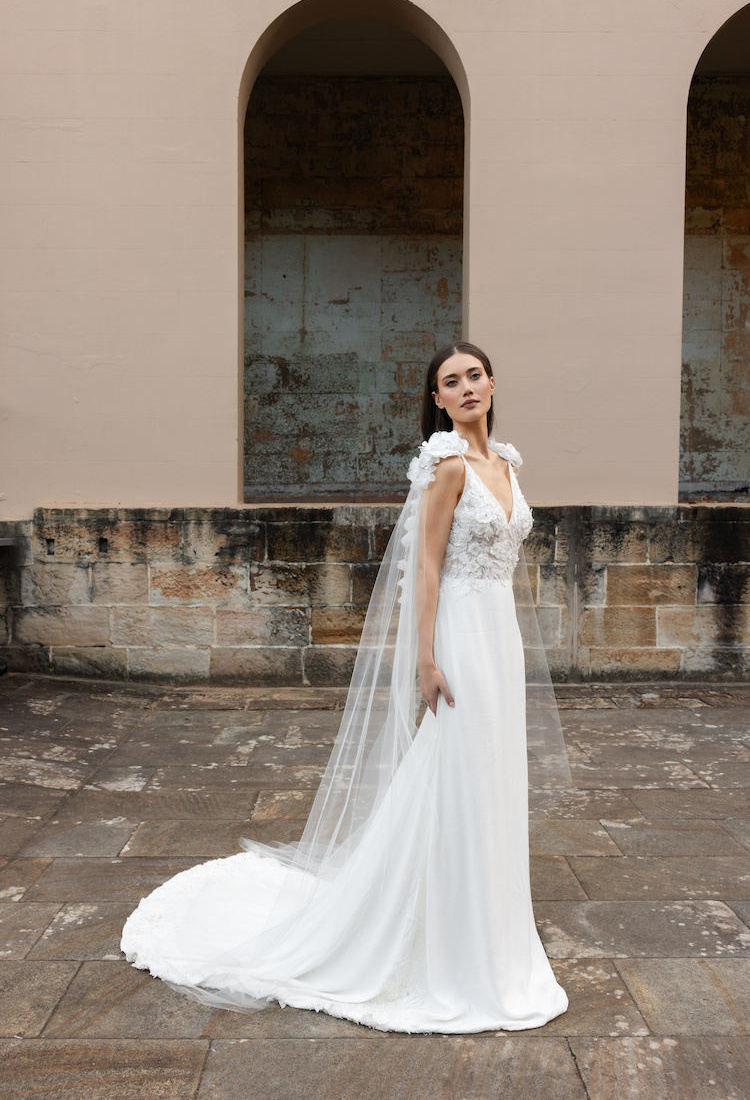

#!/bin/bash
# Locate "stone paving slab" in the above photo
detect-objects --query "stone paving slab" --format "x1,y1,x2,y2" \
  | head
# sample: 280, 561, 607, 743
243, 743, 338, 766
530, 855, 588, 900
196, 1036, 586, 1100
729, 899, 750, 927
236, 820, 305, 846
1, 673, 750, 1097
601, 818, 748, 857
531, 789, 646, 821
20, 818, 138, 858
0, 961, 79, 1036
0, 738, 114, 793
722, 817, 750, 851
627, 788, 750, 820
42, 960, 215, 1039
529, 818, 624, 856
50, 789, 260, 822
563, 706, 750, 744
0, 1037, 207, 1100
569, 1036, 750, 1100
675, 750, 750, 788
0, 857, 52, 901
0, 902, 61, 958
103, 738, 258, 767
568, 759, 708, 788
568, 854, 750, 900
0, 782, 68, 819
84, 766, 153, 792
260, 709, 343, 741
537, 900, 750, 957
23, 857, 201, 904
543, 959, 649, 1038
577, 741, 746, 768
120, 820, 247, 858
27, 902, 137, 961
250, 790, 315, 821
0, 816, 42, 857
144, 763, 322, 791
615, 958, 750, 1034
137, 710, 265, 744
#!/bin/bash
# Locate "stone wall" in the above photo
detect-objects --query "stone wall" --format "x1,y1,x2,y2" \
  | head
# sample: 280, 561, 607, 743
682, 74, 750, 499
243, 76, 463, 500
1, 506, 749, 683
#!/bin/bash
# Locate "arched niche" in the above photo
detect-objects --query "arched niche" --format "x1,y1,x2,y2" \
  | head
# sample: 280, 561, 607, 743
238, 2, 467, 501
681, 5, 750, 501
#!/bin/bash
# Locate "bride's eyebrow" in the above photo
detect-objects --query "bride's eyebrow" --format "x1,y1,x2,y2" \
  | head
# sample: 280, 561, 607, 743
441, 368, 481, 382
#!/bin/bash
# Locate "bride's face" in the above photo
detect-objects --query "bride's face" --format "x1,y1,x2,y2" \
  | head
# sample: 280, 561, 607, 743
433, 353, 494, 428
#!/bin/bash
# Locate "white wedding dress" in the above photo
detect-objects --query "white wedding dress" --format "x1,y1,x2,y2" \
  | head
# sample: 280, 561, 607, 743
121, 435, 569, 1034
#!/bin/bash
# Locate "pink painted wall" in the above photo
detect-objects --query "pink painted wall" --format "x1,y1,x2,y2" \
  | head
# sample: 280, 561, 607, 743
0, 0, 744, 518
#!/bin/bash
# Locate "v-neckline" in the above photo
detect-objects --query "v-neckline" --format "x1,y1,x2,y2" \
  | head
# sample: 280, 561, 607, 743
465, 455, 515, 525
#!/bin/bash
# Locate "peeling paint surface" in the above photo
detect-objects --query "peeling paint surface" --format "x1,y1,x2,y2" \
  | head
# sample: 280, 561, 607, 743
682, 76, 750, 499
243, 76, 463, 500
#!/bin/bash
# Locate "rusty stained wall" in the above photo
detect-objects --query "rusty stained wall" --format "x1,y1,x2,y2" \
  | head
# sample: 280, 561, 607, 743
243, 76, 463, 500
682, 75, 750, 499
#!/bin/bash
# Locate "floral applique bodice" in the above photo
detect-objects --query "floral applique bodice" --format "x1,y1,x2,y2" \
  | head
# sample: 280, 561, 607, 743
406, 430, 533, 594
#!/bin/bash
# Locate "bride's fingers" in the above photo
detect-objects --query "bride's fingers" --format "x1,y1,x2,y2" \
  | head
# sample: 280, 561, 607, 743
437, 672, 455, 708
420, 670, 454, 715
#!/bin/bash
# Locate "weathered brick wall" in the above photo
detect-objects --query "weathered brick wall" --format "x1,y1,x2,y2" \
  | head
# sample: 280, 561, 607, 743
244, 76, 463, 500
682, 75, 750, 499
1, 507, 748, 683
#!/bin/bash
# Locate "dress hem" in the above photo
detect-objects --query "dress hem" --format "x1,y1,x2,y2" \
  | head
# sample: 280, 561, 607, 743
122, 945, 569, 1036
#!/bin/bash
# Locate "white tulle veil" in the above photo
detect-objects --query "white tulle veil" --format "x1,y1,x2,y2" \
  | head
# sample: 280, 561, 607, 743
159, 430, 573, 1014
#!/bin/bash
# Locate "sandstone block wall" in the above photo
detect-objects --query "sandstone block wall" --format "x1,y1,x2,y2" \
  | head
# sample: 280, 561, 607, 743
1, 506, 748, 684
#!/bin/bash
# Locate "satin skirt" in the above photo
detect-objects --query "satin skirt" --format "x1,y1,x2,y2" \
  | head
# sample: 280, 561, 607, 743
120, 578, 568, 1033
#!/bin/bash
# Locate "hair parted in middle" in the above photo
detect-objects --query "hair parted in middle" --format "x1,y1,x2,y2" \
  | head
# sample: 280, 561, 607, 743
420, 341, 495, 442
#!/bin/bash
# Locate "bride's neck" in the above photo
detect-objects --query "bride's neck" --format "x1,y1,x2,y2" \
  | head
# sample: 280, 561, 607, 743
454, 423, 491, 460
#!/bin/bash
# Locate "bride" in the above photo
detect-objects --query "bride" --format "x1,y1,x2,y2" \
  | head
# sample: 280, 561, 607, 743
120, 341, 572, 1034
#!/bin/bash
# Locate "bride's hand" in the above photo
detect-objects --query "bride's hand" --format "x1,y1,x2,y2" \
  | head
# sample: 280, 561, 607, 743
419, 662, 455, 716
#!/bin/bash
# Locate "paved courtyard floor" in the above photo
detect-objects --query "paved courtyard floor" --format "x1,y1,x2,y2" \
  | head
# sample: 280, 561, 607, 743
0, 673, 749, 1099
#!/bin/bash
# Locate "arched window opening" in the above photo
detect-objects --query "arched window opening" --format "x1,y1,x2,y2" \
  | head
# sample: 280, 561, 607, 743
243, 17, 464, 502
681, 6, 750, 501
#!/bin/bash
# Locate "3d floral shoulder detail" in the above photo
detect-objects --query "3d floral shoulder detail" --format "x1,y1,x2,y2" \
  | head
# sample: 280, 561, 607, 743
488, 440, 523, 468
406, 430, 469, 491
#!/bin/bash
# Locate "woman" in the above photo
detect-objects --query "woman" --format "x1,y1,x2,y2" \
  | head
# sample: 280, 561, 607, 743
121, 341, 571, 1033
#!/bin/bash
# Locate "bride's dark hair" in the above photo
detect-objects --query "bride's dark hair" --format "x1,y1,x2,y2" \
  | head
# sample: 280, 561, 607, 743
421, 341, 495, 441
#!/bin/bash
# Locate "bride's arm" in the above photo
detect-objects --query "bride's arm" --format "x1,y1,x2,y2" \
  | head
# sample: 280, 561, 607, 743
416, 455, 464, 715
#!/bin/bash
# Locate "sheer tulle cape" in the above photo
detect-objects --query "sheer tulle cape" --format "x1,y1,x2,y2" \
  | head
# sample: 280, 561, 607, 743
132, 431, 573, 1015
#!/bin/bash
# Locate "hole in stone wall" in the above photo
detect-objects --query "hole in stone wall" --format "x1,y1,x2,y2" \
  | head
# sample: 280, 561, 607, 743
45, 538, 55, 556
98, 537, 109, 554
681, 5, 750, 501
243, 18, 464, 503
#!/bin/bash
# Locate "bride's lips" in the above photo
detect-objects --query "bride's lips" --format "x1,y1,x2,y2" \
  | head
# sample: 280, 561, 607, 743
461, 399, 479, 407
